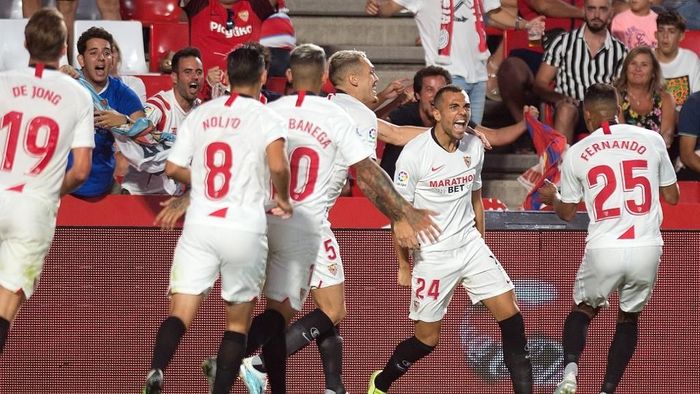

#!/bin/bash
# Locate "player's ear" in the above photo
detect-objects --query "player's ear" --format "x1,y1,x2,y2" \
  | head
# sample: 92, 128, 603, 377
285, 68, 293, 84
432, 102, 441, 122
170, 67, 177, 85
260, 69, 269, 86
349, 72, 359, 88
77, 53, 85, 68
321, 69, 329, 85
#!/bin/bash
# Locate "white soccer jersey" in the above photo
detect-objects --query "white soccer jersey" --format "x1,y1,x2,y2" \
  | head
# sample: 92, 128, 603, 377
167, 93, 286, 233
0, 67, 94, 203
394, 129, 484, 252
326, 92, 378, 206
266, 92, 373, 228
560, 123, 677, 249
119, 89, 197, 194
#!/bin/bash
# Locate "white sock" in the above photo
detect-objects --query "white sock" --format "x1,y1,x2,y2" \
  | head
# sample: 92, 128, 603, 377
563, 362, 578, 377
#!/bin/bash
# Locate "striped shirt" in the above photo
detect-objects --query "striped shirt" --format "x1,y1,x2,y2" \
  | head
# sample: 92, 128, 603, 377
543, 25, 628, 101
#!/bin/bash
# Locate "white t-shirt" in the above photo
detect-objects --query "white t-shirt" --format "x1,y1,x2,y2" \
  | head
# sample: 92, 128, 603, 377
326, 92, 379, 207
0, 67, 94, 203
119, 89, 195, 194
394, 129, 484, 253
266, 92, 373, 229
167, 93, 286, 233
394, 0, 500, 83
660, 48, 700, 109
560, 123, 677, 249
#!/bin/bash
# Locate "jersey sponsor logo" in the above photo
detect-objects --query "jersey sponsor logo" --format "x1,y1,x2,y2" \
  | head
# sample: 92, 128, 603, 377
431, 164, 446, 172
396, 170, 409, 187
209, 21, 253, 38
429, 173, 476, 194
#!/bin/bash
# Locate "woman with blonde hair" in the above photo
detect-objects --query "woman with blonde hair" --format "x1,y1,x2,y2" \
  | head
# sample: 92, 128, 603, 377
614, 46, 676, 147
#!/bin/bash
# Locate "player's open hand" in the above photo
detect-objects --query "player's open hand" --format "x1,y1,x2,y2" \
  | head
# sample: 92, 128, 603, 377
468, 126, 492, 150
538, 179, 558, 206
397, 264, 411, 287
365, 0, 380, 15
95, 109, 128, 129
155, 195, 190, 230
523, 105, 539, 119
270, 197, 293, 219
59, 64, 79, 79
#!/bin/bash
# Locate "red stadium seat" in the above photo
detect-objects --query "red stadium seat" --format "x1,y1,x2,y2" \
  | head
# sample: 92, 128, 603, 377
266, 76, 288, 95
482, 198, 509, 211
120, 0, 184, 24
149, 22, 189, 73
503, 28, 544, 56
680, 30, 700, 57
135, 74, 173, 98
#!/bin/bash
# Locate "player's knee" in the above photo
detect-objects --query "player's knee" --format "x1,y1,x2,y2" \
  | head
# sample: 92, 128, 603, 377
617, 310, 639, 324
415, 331, 440, 347
573, 302, 600, 319
320, 304, 346, 325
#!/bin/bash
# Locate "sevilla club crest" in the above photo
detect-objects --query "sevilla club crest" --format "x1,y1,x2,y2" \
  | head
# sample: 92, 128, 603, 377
238, 10, 249, 22
463, 155, 471, 167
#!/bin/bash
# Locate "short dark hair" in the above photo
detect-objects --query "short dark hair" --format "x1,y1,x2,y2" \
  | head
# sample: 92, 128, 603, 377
76, 26, 114, 55
289, 43, 326, 82
227, 43, 266, 87
171, 47, 202, 73
25, 8, 66, 62
433, 84, 465, 107
583, 83, 619, 109
656, 10, 686, 32
414, 66, 452, 94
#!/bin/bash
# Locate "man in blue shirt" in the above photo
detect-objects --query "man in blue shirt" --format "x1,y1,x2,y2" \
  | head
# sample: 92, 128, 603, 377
66, 26, 144, 198
678, 91, 700, 180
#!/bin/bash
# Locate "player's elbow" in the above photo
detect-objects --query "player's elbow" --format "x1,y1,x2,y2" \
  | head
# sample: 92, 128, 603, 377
164, 161, 183, 179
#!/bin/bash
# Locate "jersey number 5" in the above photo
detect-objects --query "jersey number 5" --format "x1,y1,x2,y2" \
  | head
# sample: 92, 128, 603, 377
204, 142, 233, 200
1, 111, 58, 175
587, 159, 651, 221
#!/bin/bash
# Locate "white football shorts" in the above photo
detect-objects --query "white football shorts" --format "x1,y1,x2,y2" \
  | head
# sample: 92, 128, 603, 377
409, 231, 514, 322
264, 220, 321, 311
0, 193, 57, 299
574, 245, 662, 313
169, 223, 267, 303
309, 224, 345, 289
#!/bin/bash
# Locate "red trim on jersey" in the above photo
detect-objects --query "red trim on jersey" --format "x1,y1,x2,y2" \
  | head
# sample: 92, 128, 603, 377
209, 207, 228, 218
259, 93, 268, 104
6, 184, 25, 192
618, 226, 636, 239
602, 121, 612, 134
34, 63, 44, 78
154, 93, 171, 111
225, 93, 238, 107
146, 99, 168, 132
295, 90, 306, 107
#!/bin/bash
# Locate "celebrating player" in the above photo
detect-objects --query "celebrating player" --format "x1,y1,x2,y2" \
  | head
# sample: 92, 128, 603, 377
0, 8, 94, 354
141, 43, 292, 394
539, 83, 679, 394
368, 85, 533, 394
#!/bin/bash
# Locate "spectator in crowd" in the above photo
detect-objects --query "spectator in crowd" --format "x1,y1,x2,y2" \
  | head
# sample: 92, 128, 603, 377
110, 39, 147, 105
611, 0, 658, 48
380, 65, 538, 178
24, 1, 122, 62
365, 0, 501, 124
118, 47, 203, 195
63, 27, 144, 198
655, 10, 700, 109
259, 0, 296, 77
181, 0, 283, 100
614, 46, 676, 147
677, 91, 700, 180
498, 0, 627, 144
654, 0, 700, 30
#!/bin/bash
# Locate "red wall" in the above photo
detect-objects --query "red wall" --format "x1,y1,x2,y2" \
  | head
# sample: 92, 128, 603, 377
1, 224, 698, 393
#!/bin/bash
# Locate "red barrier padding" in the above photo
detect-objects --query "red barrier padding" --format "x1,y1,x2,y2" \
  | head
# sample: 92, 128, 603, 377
135, 74, 173, 98
148, 22, 189, 73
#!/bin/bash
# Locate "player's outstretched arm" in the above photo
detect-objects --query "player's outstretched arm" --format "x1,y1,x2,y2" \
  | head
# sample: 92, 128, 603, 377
660, 183, 680, 206
353, 158, 440, 248
391, 232, 412, 287
266, 138, 293, 218
475, 106, 539, 147
60, 147, 92, 196
165, 161, 191, 185
539, 179, 577, 221
365, 0, 405, 16
377, 119, 428, 146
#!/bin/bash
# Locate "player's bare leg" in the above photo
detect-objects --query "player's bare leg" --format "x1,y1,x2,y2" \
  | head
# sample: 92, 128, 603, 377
211, 300, 256, 394
555, 303, 600, 394
143, 293, 204, 393
0, 287, 25, 353
481, 290, 533, 394
311, 283, 347, 394
369, 320, 440, 393
599, 310, 640, 394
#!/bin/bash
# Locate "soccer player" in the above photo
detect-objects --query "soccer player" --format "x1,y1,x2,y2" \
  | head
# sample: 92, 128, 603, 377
118, 47, 203, 195
367, 85, 533, 394
539, 83, 679, 394
0, 8, 94, 354
141, 44, 293, 394
229, 43, 441, 394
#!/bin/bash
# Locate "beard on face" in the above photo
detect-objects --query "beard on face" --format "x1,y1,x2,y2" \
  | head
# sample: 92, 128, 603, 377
586, 19, 607, 33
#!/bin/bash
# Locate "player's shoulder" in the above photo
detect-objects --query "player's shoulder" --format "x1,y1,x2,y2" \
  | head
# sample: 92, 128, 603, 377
403, 128, 432, 152
460, 133, 485, 152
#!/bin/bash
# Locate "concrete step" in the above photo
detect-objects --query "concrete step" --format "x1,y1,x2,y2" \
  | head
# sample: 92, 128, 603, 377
374, 64, 423, 86
329, 45, 424, 64
287, 0, 412, 17
482, 179, 529, 211
291, 16, 418, 46
483, 153, 538, 174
